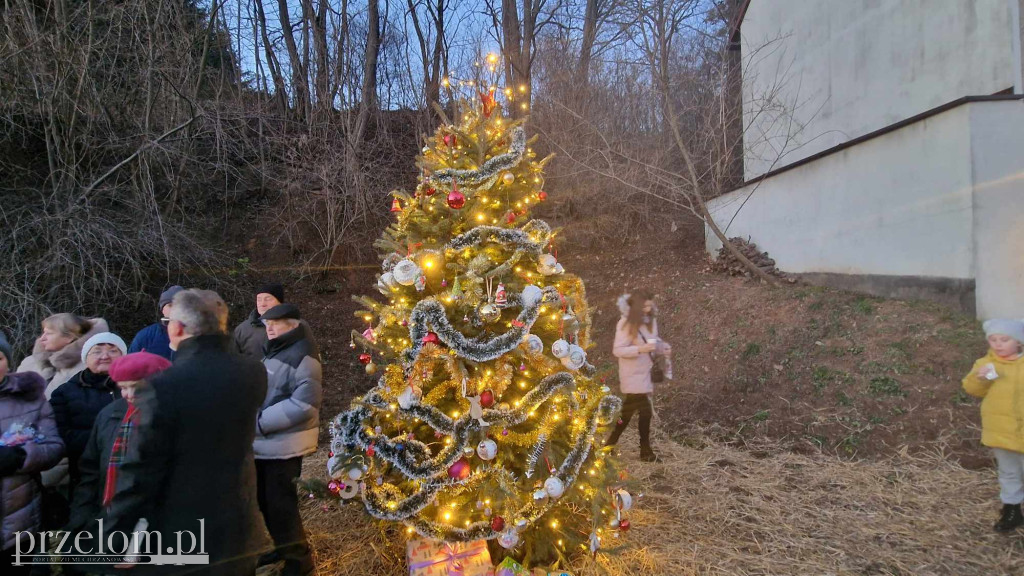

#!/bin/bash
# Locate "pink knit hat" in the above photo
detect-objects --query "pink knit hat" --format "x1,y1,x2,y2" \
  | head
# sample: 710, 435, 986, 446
108, 352, 172, 383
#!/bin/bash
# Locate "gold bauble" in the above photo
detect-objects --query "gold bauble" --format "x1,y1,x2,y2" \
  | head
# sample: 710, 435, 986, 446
365, 361, 378, 375
478, 302, 502, 323
502, 172, 515, 185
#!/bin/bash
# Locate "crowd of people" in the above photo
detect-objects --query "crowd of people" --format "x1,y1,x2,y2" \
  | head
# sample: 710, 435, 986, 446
0, 283, 322, 576
2, 280, 1022, 575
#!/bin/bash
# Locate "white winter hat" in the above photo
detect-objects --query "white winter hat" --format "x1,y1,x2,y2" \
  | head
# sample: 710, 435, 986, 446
81, 332, 128, 364
982, 319, 1024, 345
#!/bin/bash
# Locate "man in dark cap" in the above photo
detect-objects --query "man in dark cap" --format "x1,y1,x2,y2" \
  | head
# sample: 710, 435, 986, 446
127, 285, 184, 360
253, 303, 321, 576
232, 282, 285, 359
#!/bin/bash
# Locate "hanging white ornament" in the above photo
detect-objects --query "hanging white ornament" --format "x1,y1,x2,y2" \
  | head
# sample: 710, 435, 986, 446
338, 482, 360, 499
397, 385, 422, 409
498, 529, 520, 549
538, 254, 564, 276
614, 489, 633, 512
327, 455, 343, 479
533, 488, 549, 500
560, 344, 586, 370
520, 285, 543, 307
414, 274, 427, 292
523, 334, 543, 354
393, 259, 421, 285
551, 339, 570, 358
346, 466, 365, 481
544, 476, 565, 498
477, 439, 498, 460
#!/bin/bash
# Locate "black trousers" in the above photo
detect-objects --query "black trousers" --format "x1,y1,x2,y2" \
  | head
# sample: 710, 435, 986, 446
606, 393, 653, 452
256, 457, 313, 575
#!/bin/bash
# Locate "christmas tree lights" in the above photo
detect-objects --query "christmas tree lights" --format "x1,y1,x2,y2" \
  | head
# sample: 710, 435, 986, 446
324, 96, 631, 566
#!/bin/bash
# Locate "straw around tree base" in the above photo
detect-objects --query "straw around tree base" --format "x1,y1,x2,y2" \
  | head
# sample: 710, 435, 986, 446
299, 428, 1024, 575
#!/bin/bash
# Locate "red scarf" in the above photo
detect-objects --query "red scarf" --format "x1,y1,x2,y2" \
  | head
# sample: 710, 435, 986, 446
103, 403, 138, 508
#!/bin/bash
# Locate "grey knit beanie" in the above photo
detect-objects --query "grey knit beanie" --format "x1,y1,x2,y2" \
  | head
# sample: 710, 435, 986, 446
983, 319, 1024, 345
158, 285, 185, 313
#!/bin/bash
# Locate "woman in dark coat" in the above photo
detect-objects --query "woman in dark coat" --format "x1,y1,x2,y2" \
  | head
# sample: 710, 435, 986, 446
50, 333, 126, 490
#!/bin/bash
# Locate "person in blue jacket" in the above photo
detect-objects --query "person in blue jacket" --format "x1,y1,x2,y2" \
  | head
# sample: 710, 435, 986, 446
127, 285, 183, 360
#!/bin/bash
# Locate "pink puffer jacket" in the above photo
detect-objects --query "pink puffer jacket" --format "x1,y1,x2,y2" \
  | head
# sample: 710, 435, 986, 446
612, 316, 663, 394
0, 372, 65, 550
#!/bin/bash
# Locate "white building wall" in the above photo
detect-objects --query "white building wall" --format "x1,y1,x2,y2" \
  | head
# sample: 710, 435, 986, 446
707, 100, 1024, 319
742, 0, 1017, 180
969, 100, 1024, 318
709, 105, 975, 278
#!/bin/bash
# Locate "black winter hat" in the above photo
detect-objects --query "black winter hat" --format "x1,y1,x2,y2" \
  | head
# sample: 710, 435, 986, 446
261, 303, 301, 321
256, 282, 285, 304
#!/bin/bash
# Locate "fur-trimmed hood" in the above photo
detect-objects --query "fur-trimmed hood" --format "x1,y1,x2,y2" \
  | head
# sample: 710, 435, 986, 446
0, 371, 46, 400
28, 317, 109, 371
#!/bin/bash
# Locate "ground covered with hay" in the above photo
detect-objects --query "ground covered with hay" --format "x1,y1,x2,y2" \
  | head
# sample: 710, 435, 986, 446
298, 426, 1023, 575
286, 224, 1014, 575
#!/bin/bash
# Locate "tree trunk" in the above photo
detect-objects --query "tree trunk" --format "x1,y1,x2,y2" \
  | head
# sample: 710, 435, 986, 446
276, 0, 310, 120
577, 0, 598, 85
361, 0, 381, 113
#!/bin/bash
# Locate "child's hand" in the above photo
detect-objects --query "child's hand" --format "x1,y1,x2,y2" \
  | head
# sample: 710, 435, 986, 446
976, 363, 998, 380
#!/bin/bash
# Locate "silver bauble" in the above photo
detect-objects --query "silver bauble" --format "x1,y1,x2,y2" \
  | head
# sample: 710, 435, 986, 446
478, 302, 501, 323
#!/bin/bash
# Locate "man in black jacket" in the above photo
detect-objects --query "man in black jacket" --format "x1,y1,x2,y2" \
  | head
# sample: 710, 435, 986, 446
105, 289, 270, 575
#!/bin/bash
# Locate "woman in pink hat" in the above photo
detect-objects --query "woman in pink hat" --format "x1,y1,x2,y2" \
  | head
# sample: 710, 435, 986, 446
65, 351, 171, 542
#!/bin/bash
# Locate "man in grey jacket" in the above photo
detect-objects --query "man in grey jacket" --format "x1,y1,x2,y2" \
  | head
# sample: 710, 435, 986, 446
255, 303, 322, 576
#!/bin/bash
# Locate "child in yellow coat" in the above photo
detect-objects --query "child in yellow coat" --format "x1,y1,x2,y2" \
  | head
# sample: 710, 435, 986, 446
963, 319, 1024, 532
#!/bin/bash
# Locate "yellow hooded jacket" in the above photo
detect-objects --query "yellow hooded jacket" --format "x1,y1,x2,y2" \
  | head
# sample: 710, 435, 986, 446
963, 351, 1024, 453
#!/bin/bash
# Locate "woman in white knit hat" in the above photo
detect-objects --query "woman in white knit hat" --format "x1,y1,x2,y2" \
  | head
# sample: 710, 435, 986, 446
49, 332, 127, 495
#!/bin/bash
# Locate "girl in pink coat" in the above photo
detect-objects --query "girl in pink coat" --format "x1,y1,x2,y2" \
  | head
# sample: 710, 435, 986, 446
605, 291, 672, 462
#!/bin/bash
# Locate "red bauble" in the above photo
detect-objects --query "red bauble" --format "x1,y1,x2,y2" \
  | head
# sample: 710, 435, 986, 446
366, 443, 376, 457
443, 134, 457, 147
537, 190, 548, 202
424, 187, 436, 196
422, 332, 440, 345
479, 389, 495, 408
447, 188, 466, 209
619, 519, 631, 531
491, 516, 505, 532
390, 198, 402, 213
328, 481, 342, 494
358, 353, 372, 365
505, 211, 517, 224
448, 458, 471, 480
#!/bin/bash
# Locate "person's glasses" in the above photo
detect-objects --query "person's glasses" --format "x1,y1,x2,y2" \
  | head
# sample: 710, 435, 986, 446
160, 317, 171, 326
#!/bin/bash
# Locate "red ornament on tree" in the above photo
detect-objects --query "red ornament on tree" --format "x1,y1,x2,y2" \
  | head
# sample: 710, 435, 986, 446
505, 211, 517, 224
537, 190, 548, 202
390, 198, 402, 212
480, 87, 497, 118
447, 186, 466, 209
358, 353, 372, 365
619, 519, 631, 531
422, 332, 440, 345
491, 516, 505, 532
424, 187, 436, 196
479, 389, 495, 408
366, 443, 376, 457
448, 458, 471, 480
443, 134, 457, 147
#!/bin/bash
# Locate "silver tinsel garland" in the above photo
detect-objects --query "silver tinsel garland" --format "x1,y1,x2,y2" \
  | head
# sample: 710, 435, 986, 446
402, 285, 560, 364
431, 127, 527, 186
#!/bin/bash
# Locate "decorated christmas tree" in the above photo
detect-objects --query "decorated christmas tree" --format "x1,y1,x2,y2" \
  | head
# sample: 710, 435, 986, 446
325, 92, 632, 566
